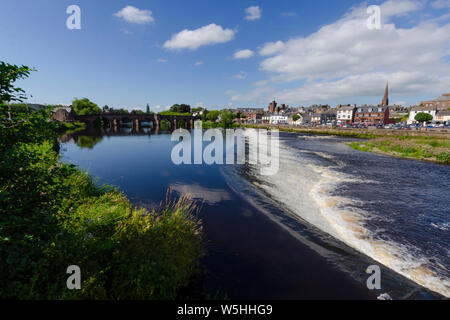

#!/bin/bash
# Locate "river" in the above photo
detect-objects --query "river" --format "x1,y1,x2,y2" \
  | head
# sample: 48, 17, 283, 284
60, 127, 449, 299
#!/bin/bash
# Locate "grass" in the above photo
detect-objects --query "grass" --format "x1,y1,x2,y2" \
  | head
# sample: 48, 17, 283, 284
242, 124, 378, 139
348, 136, 450, 164
201, 121, 240, 129
0, 108, 204, 299
56, 121, 86, 134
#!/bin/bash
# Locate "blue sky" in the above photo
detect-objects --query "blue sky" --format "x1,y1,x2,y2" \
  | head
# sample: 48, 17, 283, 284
1, 0, 449, 111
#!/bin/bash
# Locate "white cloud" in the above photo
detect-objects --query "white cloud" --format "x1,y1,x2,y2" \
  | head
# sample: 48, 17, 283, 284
193, 61, 204, 66
153, 105, 171, 111
245, 6, 262, 21
233, 49, 255, 59
232, 0, 450, 105
229, 86, 275, 103
234, 71, 248, 79
259, 41, 285, 56
114, 6, 154, 24
275, 72, 450, 105
156, 58, 168, 63
163, 24, 235, 50
431, 0, 450, 8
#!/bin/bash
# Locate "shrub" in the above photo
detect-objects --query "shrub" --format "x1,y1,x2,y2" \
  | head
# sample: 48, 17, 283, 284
0, 107, 203, 299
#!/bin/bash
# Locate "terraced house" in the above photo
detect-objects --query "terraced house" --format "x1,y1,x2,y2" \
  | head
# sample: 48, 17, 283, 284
354, 106, 390, 125
421, 93, 450, 109
336, 105, 356, 124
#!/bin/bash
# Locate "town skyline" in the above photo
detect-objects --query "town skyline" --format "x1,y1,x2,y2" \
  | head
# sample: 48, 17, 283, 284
1, 0, 450, 110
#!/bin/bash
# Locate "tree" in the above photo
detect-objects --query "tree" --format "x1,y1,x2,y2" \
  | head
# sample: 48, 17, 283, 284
191, 107, 203, 114
292, 114, 300, 122
170, 104, 191, 113
102, 105, 109, 113
146, 104, 150, 113
72, 98, 102, 115
0, 61, 35, 103
415, 112, 433, 123
219, 110, 235, 128
206, 110, 220, 122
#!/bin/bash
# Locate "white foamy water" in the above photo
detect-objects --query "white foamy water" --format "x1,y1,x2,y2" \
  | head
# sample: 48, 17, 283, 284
251, 139, 450, 298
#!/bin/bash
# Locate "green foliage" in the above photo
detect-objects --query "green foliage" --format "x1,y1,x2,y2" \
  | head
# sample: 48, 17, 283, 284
56, 121, 86, 135
76, 135, 103, 149
0, 61, 35, 103
0, 82, 203, 299
292, 114, 300, 122
159, 111, 191, 116
72, 98, 102, 116
414, 112, 433, 123
159, 119, 171, 130
436, 152, 450, 164
206, 110, 220, 122
191, 107, 203, 113
348, 136, 450, 164
219, 110, 235, 128
110, 108, 129, 114
0, 106, 59, 152
8, 103, 32, 113
170, 104, 191, 114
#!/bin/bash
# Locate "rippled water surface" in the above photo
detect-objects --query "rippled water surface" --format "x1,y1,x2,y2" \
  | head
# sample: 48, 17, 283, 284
60, 129, 449, 299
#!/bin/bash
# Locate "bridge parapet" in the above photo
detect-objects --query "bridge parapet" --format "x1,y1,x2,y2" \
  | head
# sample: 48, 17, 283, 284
74, 113, 200, 130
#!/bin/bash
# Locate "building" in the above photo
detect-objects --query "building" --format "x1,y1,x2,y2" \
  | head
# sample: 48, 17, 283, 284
408, 106, 437, 124
268, 100, 277, 113
311, 113, 322, 125
320, 109, 337, 124
52, 106, 75, 121
381, 82, 389, 106
421, 93, 450, 110
27, 103, 45, 111
312, 105, 331, 114
435, 110, 450, 123
247, 112, 264, 124
299, 114, 311, 125
389, 105, 409, 119
269, 114, 288, 125
288, 113, 311, 126
354, 106, 390, 125
336, 105, 356, 124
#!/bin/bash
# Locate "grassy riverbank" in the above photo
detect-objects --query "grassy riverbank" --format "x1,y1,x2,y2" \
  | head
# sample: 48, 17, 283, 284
348, 136, 450, 164
242, 124, 450, 164
0, 106, 204, 299
57, 121, 86, 134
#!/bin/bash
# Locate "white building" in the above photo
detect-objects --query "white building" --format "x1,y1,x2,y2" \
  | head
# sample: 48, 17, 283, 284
408, 107, 437, 124
336, 106, 356, 124
270, 115, 288, 125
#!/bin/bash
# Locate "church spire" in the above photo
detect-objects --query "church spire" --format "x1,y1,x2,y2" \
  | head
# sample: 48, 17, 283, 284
382, 81, 389, 106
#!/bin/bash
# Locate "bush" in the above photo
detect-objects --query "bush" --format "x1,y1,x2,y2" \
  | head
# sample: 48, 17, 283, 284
436, 152, 450, 164
0, 107, 203, 299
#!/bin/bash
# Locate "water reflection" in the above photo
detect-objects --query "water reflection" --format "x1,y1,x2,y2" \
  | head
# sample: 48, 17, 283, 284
59, 126, 173, 147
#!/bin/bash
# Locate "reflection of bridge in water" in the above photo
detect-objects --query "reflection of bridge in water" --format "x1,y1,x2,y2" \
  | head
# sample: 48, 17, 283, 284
75, 113, 200, 130
59, 126, 182, 147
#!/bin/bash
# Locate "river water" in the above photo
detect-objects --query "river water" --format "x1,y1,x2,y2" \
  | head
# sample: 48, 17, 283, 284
60, 128, 449, 299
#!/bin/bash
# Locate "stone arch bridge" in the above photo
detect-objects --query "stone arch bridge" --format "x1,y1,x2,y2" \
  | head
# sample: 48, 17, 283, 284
75, 113, 200, 130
